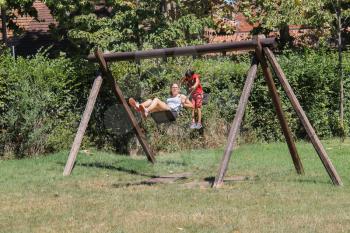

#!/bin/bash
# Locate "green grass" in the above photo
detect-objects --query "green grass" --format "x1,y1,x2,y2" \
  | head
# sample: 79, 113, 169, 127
1, 140, 350, 233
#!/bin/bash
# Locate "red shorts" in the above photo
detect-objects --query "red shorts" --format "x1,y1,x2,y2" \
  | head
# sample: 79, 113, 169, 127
191, 93, 203, 108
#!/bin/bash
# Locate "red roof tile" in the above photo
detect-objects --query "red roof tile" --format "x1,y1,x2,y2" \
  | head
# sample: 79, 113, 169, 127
235, 13, 254, 32
0, 0, 56, 40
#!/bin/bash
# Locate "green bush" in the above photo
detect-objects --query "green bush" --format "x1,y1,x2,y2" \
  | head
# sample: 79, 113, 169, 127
103, 49, 350, 152
1, 48, 349, 158
0, 52, 81, 158
276, 49, 349, 138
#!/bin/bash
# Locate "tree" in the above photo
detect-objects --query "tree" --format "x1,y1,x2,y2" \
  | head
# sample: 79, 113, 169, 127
239, 0, 323, 47
149, 13, 212, 48
161, 0, 233, 20
325, 0, 350, 138
0, 0, 37, 45
294, 0, 349, 137
160, 0, 235, 34
1, 2, 7, 44
240, 0, 350, 138
65, 0, 166, 51
44, 0, 214, 54
42, 0, 92, 55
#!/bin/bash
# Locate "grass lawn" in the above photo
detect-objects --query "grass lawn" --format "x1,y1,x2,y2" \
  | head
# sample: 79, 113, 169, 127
1, 140, 350, 233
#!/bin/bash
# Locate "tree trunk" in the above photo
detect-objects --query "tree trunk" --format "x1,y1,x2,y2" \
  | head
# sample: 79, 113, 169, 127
171, 1, 177, 20
1, 6, 7, 45
161, 0, 168, 17
337, 4, 344, 140
279, 24, 292, 48
161, 0, 177, 20
135, 0, 143, 50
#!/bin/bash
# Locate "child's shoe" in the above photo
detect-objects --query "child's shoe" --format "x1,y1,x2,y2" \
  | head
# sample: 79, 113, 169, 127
196, 123, 203, 129
129, 98, 140, 112
190, 122, 197, 129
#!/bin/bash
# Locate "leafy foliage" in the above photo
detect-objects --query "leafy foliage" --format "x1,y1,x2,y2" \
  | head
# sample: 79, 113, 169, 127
241, 0, 306, 33
240, 0, 350, 47
83, 50, 350, 154
0, 51, 81, 157
1, 0, 38, 36
1, 48, 350, 157
118, 50, 350, 143
2, 1, 350, 157
43, 0, 215, 54
149, 14, 213, 48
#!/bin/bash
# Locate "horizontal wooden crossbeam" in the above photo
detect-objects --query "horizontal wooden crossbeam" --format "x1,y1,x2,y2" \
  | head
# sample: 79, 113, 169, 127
87, 38, 277, 62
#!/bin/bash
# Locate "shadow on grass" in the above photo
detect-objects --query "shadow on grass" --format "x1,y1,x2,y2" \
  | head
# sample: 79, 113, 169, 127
112, 181, 156, 188
204, 176, 215, 186
78, 162, 154, 178
202, 175, 258, 187
57, 161, 154, 178
111, 178, 187, 188
112, 173, 191, 188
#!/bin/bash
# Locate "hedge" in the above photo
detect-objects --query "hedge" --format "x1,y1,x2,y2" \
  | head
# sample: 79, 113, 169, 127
1, 49, 349, 157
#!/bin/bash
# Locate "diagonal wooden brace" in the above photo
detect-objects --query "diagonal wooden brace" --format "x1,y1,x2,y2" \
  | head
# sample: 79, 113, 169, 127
255, 38, 304, 175
264, 47, 342, 186
213, 57, 259, 188
94, 49, 156, 164
63, 75, 103, 176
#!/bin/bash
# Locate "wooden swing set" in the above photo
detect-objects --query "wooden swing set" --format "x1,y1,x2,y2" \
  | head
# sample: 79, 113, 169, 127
63, 36, 343, 187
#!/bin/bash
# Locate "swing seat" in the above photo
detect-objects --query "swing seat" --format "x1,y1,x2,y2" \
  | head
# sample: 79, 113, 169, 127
151, 110, 177, 124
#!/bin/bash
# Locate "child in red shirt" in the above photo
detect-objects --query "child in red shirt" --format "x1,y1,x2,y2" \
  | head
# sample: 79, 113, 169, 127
183, 70, 203, 129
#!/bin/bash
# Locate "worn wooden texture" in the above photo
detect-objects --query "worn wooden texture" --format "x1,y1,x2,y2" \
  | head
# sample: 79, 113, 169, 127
264, 47, 343, 186
94, 50, 156, 164
63, 75, 103, 176
87, 38, 277, 62
213, 58, 259, 188
255, 39, 304, 175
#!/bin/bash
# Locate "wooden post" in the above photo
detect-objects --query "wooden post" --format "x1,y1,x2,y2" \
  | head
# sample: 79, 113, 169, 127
213, 57, 259, 188
94, 49, 156, 164
264, 47, 343, 186
63, 75, 103, 176
255, 38, 304, 175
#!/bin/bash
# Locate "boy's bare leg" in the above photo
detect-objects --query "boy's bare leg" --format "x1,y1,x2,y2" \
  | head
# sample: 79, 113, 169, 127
192, 108, 196, 123
197, 108, 202, 124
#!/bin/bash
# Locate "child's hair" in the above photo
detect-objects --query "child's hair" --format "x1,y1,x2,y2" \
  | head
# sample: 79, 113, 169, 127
185, 70, 194, 78
169, 82, 180, 96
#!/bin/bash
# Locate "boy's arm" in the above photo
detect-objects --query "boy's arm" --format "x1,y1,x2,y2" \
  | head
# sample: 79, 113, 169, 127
190, 76, 200, 91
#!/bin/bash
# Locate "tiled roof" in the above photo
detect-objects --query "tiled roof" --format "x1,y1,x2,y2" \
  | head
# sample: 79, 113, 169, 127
235, 13, 254, 32
206, 14, 316, 46
15, 0, 56, 33
0, 0, 56, 39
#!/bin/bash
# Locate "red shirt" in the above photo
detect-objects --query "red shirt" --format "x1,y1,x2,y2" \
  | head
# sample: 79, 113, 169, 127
185, 74, 203, 95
